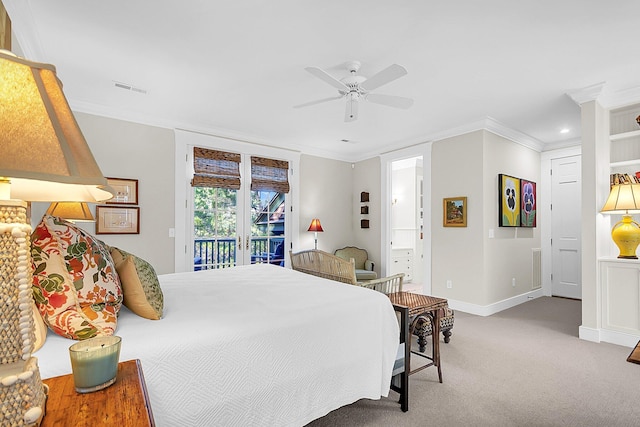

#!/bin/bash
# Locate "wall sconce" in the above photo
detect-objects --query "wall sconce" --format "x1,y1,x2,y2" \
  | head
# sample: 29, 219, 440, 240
307, 218, 323, 249
601, 183, 640, 259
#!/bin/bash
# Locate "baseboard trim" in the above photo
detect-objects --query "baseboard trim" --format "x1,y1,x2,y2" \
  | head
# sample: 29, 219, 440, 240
579, 326, 639, 348
599, 329, 640, 348
447, 289, 544, 317
578, 326, 600, 343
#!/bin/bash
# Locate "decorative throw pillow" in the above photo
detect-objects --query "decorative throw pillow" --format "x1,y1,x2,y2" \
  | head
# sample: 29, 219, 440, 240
110, 247, 163, 320
31, 215, 122, 340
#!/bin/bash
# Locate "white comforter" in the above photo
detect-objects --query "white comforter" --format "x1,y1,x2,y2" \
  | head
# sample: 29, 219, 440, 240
36, 264, 399, 426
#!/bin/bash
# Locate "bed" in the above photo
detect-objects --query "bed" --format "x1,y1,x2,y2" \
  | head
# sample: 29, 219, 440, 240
34, 263, 400, 426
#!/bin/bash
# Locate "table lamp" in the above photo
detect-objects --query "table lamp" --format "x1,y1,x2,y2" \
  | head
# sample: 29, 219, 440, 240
307, 218, 323, 249
46, 202, 95, 222
601, 183, 640, 259
0, 49, 113, 426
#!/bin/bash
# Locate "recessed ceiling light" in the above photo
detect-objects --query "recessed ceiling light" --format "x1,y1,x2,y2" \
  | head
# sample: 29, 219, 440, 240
560, 128, 570, 134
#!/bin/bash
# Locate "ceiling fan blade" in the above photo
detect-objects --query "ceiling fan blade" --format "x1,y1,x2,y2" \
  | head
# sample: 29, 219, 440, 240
344, 97, 358, 122
305, 67, 349, 91
366, 93, 414, 109
293, 95, 343, 109
360, 64, 408, 91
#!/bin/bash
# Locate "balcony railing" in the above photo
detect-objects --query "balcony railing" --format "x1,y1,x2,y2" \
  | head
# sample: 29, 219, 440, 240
194, 237, 285, 270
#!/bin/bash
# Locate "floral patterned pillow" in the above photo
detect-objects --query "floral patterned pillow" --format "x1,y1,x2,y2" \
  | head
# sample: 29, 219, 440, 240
31, 215, 122, 340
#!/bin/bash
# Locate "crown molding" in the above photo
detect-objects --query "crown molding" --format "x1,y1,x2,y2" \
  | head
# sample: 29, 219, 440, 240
567, 82, 640, 110
541, 137, 581, 152
72, 97, 547, 162
600, 85, 640, 110
566, 82, 607, 105
482, 117, 544, 152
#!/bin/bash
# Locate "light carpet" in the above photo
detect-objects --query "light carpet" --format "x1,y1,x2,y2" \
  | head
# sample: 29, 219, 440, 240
307, 296, 640, 427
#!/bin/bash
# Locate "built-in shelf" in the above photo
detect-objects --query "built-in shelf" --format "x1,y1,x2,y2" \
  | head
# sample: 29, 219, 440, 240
610, 129, 640, 141
610, 159, 640, 168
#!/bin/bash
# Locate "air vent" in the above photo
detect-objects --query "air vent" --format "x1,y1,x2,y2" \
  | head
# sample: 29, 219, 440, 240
113, 81, 147, 94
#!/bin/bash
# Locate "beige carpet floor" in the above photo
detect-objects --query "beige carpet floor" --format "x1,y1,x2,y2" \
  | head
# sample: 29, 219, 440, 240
307, 296, 640, 427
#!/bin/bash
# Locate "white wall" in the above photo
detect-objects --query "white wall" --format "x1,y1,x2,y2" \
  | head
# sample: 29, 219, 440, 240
431, 129, 541, 312
298, 155, 354, 253
353, 157, 382, 276
431, 131, 485, 304
483, 130, 541, 304
297, 155, 382, 275
31, 112, 177, 275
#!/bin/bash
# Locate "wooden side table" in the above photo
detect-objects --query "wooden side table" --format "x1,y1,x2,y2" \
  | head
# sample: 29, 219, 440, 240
42, 359, 155, 426
388, 291, 448, 383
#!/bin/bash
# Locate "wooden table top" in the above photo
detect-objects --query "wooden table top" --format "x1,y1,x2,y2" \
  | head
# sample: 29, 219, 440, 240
388, 291, 448, 315
42, 359, 155, 427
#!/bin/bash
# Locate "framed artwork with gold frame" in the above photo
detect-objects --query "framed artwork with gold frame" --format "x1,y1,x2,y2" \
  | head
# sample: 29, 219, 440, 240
443, 196, 467, 227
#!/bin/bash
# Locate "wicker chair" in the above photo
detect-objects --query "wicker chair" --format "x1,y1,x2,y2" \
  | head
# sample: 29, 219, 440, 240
358, 273, 404, 294
289, 249, 358, 284
334, 246, 377, 281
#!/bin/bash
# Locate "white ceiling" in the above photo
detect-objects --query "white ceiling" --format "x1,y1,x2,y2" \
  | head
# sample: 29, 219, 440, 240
6, 1, 640, 161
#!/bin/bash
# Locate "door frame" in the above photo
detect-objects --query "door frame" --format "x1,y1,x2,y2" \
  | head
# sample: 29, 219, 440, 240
174, 130, 300, 273
381, 143, 432, 294
540, 145, 581, 296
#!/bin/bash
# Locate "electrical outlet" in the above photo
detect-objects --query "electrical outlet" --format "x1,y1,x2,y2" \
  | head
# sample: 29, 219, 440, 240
446, 280, 452, 289
512, 278, 516, 287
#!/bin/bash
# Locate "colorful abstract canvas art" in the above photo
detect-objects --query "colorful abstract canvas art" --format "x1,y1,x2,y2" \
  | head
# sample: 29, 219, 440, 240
520, 179, 537, 227
498, 174, 520, 227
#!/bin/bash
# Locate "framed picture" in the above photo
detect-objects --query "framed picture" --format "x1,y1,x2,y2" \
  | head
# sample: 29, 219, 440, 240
106, 177, 138, 205
520, 179, 537, 227
498, 174, 520, 227
443, 196, 467, 227
96, 206, 140, 234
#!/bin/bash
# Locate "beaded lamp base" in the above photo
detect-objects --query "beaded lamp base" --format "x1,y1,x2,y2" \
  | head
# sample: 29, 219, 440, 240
0, 201, 47, 426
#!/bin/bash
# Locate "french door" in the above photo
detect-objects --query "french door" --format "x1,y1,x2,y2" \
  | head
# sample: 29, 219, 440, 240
191, 150, 289, 270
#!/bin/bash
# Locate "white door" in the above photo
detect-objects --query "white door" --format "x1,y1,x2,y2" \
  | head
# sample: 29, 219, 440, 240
551, 155, 582, 299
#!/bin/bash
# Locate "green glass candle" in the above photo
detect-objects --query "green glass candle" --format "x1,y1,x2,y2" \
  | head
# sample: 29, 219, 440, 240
69, 336, 121, 393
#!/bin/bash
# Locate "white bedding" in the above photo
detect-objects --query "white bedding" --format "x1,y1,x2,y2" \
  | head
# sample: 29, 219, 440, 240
35, 264, 399, 426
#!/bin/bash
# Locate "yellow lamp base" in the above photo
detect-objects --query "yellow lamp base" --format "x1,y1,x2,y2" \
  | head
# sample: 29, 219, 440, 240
612, 214, 640, 259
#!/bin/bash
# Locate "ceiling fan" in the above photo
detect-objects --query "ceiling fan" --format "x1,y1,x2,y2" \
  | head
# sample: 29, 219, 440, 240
295, 60, 414, 122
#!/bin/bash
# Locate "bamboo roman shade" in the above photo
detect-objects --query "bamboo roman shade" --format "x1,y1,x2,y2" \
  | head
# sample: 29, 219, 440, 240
250, 156, 290, 193
191, 147, 241, 189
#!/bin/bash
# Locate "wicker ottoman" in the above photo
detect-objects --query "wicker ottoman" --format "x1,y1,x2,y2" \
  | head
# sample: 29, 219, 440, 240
413, 305, 454, 352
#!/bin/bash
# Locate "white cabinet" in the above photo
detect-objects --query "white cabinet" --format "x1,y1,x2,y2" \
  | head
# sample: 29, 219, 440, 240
599, 259, 640, 339
391, 248, 413, 283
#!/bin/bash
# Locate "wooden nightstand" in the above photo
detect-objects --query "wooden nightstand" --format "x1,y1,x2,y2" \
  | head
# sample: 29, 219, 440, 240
42, 359, 155, 426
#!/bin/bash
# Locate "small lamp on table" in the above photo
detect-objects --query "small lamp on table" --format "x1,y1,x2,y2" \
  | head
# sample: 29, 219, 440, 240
601, 183, 640, 259
307, 218, 323, 250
